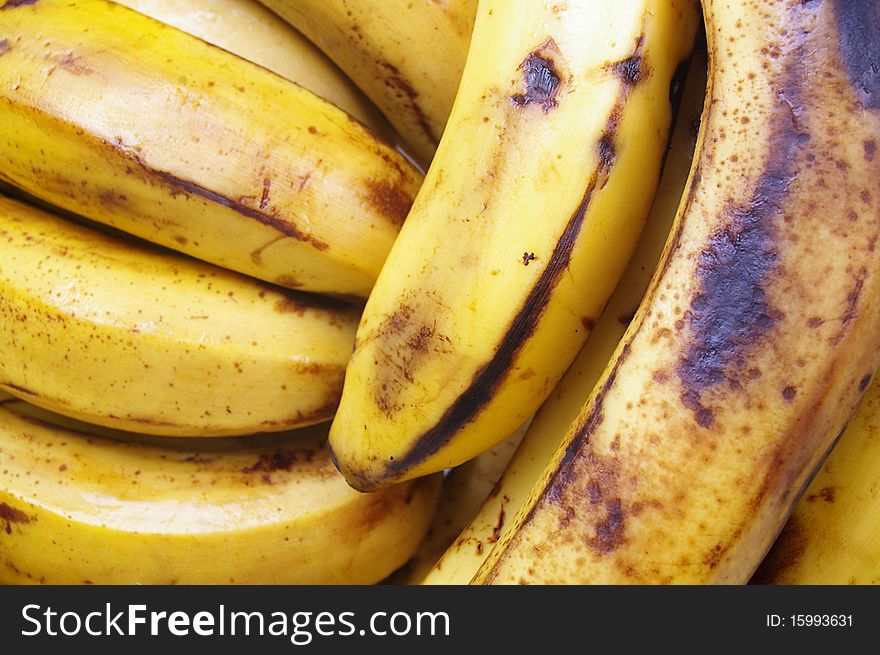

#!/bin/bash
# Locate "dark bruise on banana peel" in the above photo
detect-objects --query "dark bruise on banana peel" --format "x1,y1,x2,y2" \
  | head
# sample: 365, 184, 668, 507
676, 0, 880, 430
345, 34, 672, 491
0, 0, 39, 10
832, 0, 880, 109
483, 0, 880, 580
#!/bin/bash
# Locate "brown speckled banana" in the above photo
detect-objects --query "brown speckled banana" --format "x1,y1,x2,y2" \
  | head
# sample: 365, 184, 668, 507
113, 0, 393, 138
329, 0, 699, 491
473, 0, 880, 584
752, 375, 880, 585
0, 398, 441, 585
0, 196, 359, 436
259, 0, 477, 165
0, 0, 421, 299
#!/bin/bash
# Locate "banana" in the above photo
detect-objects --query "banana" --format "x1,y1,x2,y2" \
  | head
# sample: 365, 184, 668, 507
473, 0, 880, 584
329, 0, 700, 491
0, 195, 359, 437
751, 376, 880, 585
0, 0, 421, 299
423, 50, 706, 585
391, 421, 528, 585
0, 398, 441, 585
260, 0, 477, 165
113, 0, 392, 138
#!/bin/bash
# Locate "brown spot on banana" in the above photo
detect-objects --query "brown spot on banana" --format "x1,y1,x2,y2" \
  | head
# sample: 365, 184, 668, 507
0, 0, 38, 9
56, 53, 93, 76
510, 40, 565, 112
0, 39, 10, 56
370, 300, 454, 418
0, 503, 32, 534
363, 179, 413, 226
379, 61, 437, 146
259, 178, 271, 211
242, 449, 315, 484
805, 486, 835, 503
608, 37, 649, 87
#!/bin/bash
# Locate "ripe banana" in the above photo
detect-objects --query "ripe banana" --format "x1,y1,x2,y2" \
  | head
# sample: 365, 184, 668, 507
113, 0, 392, 137
752, 376, 880, 585
0, 0, 421, 299
329, 0, 700, 491
0, 195, 359, 436
423, 50, 706, 585
0, 398, 441, 585
474, 0, 880, 584
391, 421, 528, 584
260, 0, 477, 165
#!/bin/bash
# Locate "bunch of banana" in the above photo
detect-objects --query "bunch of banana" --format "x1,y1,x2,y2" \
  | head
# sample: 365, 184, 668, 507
422, 48, 707, 585
0, 0, 442, 586
2, 0, 879, 588
472, 0, 880, 584
0, 0, 421, 298
259, 0, 478, 165
329, 0, 700, 491
0, 396, 441, 585
752, 375, 880, 585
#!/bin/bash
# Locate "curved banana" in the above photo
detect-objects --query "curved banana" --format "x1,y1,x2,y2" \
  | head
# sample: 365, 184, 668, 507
474, 0, 880, 584
0, 0, 421, 299
0, 399, 441, 585
0, 196, 359, 437
392, 421, 528, 584
329, 0, 699, 491
114, 0, 392, 137
752, 376, 880, 584
260, 0, 477, 165
423, 51, 706, 584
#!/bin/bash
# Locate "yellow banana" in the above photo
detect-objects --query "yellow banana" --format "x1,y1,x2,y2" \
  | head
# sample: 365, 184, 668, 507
113, 0, 392, 137
423, 50, 706, 585
752, 376, 880, 585
0, 195, 359, 437
474, 0, 880, 584
392, 421, 528, 585
0, 398, 441, 585
260, 0, 477, 165
0, 0, 421, 299
329, 0, 699, 491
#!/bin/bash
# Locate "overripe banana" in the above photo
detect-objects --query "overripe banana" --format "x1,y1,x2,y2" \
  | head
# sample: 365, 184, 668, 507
0, 398, 441, 585
0, 0, 421, 299
259, 0, 477, 165
752, 376, 880, 585
392, 421, 528, 584
329, 0, 700, 491
473, 0, 880, 584
0, 196, 359, 436
423, 50, 706, 585
113, 0, 392, 137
